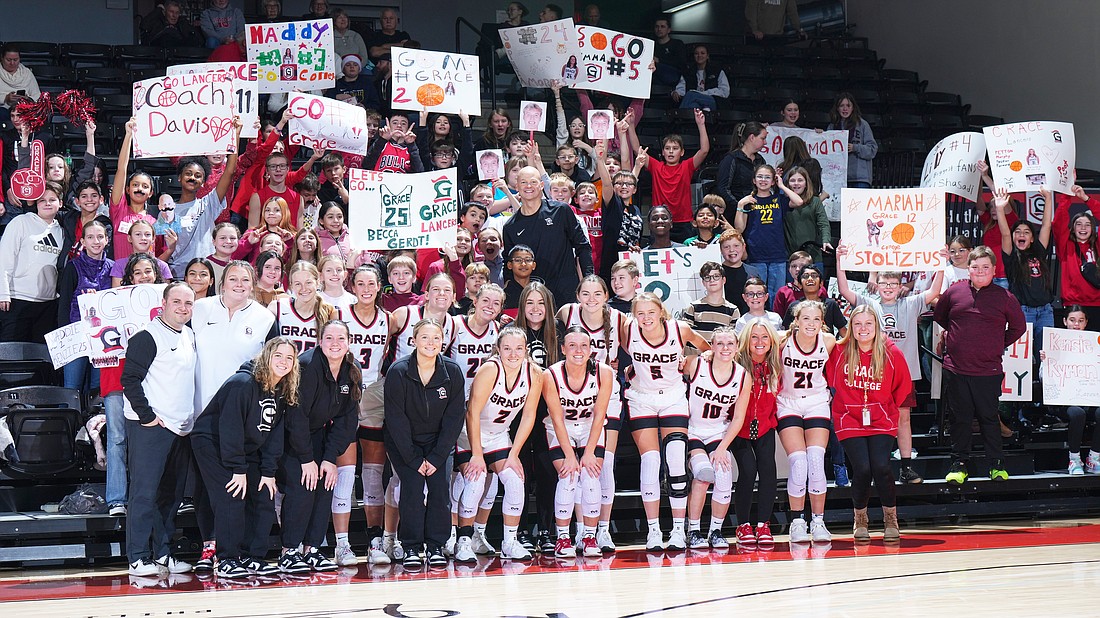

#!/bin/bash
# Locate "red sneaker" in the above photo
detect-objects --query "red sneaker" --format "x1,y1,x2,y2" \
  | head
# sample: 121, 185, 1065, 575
735, 523, 756, 548
755, 522, 774, 549
554, 535, 575, 558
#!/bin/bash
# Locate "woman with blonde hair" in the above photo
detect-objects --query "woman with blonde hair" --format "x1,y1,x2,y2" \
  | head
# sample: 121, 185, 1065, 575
268, 261, 336, 351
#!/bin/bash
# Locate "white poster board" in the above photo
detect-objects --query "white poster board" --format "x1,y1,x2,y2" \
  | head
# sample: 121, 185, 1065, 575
983, 121, 1076, 195
619, 245, 722, 317
287, 93, 368, 155
166, 62, 260, 138
44, 322, 90, 370
76, 285, 167, 368
757, 126, 848, 221
500, 18, 581, 89
519, 100, 548, 132
132, 74, 236, 158
347, 168, 460, 250
838, 188, 947, 272
920, 132, 987, 201
930, 323, 1032, 402
1042, 327, 1100, 407
573, 26, 655, 100
390, 47, 480, 116
476, 149, 504, 181
247, 19, 336, 93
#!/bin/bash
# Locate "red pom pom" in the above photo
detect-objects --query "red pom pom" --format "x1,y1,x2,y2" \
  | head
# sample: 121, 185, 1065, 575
55, 89, 97, 127
14, 92, 53, 134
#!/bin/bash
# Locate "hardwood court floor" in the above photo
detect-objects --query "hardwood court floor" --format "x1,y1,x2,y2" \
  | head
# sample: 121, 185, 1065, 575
1, 519, 1098, 617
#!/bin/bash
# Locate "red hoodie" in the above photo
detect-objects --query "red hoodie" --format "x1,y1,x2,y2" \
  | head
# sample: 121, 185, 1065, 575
826, 340, 910, 440
1053, 193, 1100, 306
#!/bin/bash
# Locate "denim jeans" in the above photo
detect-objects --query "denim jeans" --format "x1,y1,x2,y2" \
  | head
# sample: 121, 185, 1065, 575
747, 261, 787, 308
679, 91, 716, 110
993, 277, 1010, 290
62, 357, 98, 392
1021, 303, 1053, 357
105, 392, 128, 506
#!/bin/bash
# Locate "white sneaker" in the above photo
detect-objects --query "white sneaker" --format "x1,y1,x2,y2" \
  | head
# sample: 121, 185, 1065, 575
382, 536, 406, 561
1088, 453, 1100, 474
595, 528, 616, 552
453, 536, 476, 562
500, 538, 532, 560
155, 555, 193, 574
444, 528, 457, 556
334, 543, 358, 566
470, 530, 496, 555
129, 558, 160, 577
789, 518, 810, 543
368, 537, 390, 565
810, 519, 832, 542
645, 529, 665, 551
1069, 457, 1085, 475
666, 528, 687, 551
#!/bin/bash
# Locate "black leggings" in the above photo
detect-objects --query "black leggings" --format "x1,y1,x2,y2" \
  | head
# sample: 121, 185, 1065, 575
731, 429, 778, 525
842, 434, 897, 509
279, 429, 335, 550
1049, 407, 1100, 453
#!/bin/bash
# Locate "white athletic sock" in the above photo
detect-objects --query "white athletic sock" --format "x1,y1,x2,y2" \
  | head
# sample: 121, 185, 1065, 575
383, 531, 396, 542
597, 521, 609, 533
647, 518, 661, 533
473, 522, 487, 536
504, 525, 518, 543
583, 525, 596, 538
710, 517, 724, 533
672, 517, 684, 532
688, 518, 701, 531
811, 513, 824, 523
335, 532, 349, 546
556, 525, 570, 538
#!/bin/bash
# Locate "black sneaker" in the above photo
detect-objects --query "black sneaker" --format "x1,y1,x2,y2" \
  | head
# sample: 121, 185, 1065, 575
402, 547, 424, 569
426, 546, 448, 568
215, 558, 250, 579
241, 557, 279, 576
302, 550, 338, 572
516, 529, 537, 553
537, 531, 555, 553
898, 465, 923, 484
176, 499, 195, 514
278, 550, 310, 574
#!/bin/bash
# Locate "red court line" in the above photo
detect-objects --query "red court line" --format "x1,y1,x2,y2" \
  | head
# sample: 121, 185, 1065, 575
2, 523, 1098, 603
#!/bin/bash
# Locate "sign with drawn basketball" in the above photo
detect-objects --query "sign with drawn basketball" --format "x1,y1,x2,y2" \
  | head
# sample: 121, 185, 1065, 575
500, 18, 581, 89
838, 188, 946, 272
920, 132, 987, 202
983, 121, 1076, 195
619, 245, 722, 317
573, 26, 654, 100
390, 47, 480, 116
347, 168, 459, 251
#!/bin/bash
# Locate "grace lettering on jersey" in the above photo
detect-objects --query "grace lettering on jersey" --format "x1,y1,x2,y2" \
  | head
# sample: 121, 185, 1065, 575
783, 356, 825, 369
632, 351, 678, 363
489, 392, 525, 408
692, 386, 739, 405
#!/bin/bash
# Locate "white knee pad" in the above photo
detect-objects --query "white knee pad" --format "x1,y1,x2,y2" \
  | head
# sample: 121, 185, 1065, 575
690, 452, 715, 484
361, 463, 385, 508
600, 450, 616, 506
579, 469, 601, 519
639, 450, 662, 504
554, 475, 577, 520
331, 465, 356, 514
498, 467, 525, 517
479, 473, 499, 511
807, 445, 827, 495
450, 470, 466, 515
662, 432, 691, 498
787, 451, 808, 498
712, 466, 733, 505
458, 473, 484, 520
385, 476, 401, 508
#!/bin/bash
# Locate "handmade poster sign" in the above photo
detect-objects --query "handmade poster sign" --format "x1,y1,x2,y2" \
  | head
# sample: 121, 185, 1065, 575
390, 47, 480, 115
77, 284, 167, 368
930, 323, 1032, 402
247, 19, 336, 93
9, 139, 46, 201
476, 150, 504, 181
287, 93, 368, 155
519, 100, 547, 132
500, 18, 580, 89
586, 109, 614, 140
347, 168, 460, 250
619, 245, 722, 317
757, 126, 848, 220
44, 321, 90, 370
1042, 327, 1100, 407
167, 62, 260, 138
920, 132, 987, 201
838, 188, 946, 272
983, 121, 1076, 195
131, 74, 236, 158
574, 25, 655, 99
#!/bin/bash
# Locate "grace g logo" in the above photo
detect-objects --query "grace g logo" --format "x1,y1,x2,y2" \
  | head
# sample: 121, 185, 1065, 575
92, 326, 125, 354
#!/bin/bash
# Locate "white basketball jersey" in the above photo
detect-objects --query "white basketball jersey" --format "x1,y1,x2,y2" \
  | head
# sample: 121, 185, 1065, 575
345, 303, 389, 386
563, 304, 622, 365
625, 318, 685, 394
392, 306, 453, 361
478, 358, 532, 436
276, 297, 325, 352
544, 360, 602, 432
779, 333, 829, 400
688, 357, 747, 439
448, 316, 499, 399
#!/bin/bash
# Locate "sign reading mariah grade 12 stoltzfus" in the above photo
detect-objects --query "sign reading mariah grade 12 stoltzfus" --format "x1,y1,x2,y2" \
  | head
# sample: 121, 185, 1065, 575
247, 19, 336, 93
131, 73, 237, 158
166, 62, 260, 138
347, 168, 459, 250
920, 131, 987, 202
838, 187, 946, 272
983, 121, 1076, 195
390, 47, 480, 116
573, 26, 654, 100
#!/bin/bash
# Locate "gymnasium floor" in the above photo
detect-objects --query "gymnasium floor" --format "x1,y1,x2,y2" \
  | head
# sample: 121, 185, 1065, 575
1, 518, 1097, 617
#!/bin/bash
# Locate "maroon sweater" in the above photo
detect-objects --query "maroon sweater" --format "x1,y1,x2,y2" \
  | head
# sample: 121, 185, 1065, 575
932, 280, 1026, 377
